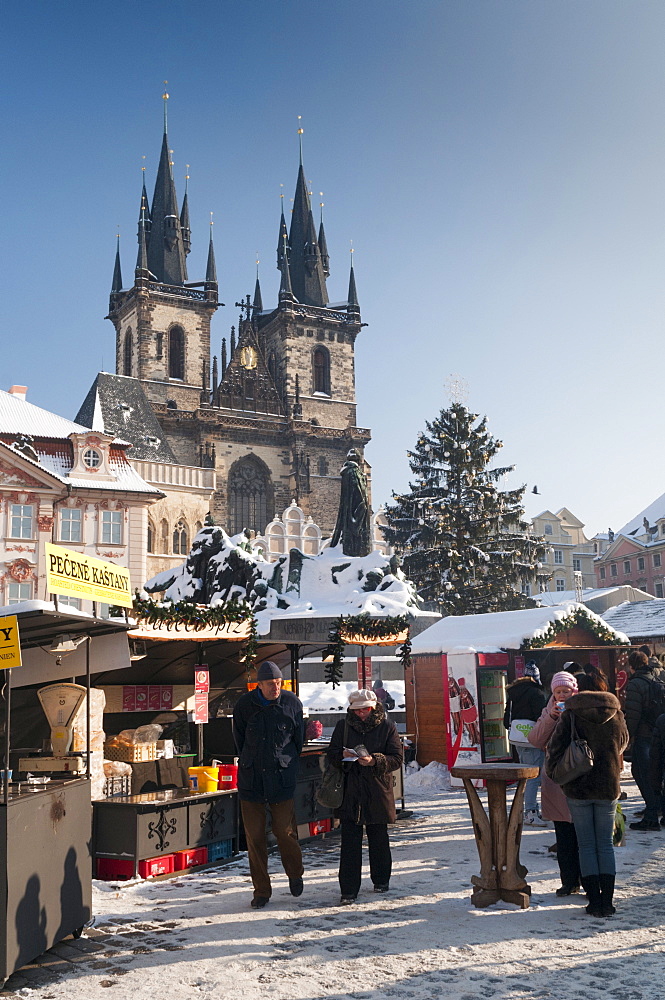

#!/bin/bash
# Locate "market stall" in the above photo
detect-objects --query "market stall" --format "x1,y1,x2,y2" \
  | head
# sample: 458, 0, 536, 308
408, 602, 630, 774
0, 603, 131, 985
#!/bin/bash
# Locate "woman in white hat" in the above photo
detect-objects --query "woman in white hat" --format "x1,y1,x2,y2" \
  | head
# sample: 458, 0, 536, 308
327, 688, 403, 904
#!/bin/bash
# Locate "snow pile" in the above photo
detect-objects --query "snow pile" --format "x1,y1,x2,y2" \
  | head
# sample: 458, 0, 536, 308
143, 524, 427, 634
299, 679, 406, 714
411, 601, 629, 654
404, 759, 451, 791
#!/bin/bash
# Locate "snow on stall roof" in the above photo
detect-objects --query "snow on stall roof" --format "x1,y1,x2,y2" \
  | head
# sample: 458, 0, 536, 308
534, 586, 651, 607
410, 602, 628, 655
0, 599, 95, 618
618, 491, 665, 537
602, 599, 665, 638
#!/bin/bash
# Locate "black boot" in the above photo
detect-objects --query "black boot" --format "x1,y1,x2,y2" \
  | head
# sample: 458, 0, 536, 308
599, 873, 616, 917
581, 874, 602, 916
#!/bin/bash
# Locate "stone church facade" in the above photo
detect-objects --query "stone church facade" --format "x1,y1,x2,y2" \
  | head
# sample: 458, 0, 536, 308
87, 106, 371, 542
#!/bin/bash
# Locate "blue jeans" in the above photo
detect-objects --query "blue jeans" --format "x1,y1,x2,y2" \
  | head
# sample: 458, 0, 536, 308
516, 744, 545, 813
631, 737, 660, 823
565, 797, 618, 876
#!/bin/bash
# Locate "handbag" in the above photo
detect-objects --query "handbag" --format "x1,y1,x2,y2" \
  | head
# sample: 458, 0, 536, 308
548, 712, 594, 785
316, 720, 348, 809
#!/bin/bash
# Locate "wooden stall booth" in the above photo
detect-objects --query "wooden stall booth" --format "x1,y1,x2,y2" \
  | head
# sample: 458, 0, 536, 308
407, 602, 630, 773
0, 603, 132, 985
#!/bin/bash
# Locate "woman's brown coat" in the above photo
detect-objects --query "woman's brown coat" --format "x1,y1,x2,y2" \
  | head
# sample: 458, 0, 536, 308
545, 692, 628, 801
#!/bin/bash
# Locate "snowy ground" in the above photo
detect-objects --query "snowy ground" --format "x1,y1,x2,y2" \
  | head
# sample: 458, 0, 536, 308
4, 776, 664, 1000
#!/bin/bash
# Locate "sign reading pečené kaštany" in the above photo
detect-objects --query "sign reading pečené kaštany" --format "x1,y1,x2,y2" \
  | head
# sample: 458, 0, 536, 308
45, 543, 133, 608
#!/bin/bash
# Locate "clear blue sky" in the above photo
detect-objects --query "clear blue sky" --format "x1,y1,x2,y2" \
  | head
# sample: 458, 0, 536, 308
3, 1, 665, 537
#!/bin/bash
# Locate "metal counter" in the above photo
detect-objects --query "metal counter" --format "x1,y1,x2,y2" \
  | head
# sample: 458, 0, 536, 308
0, 778, 92, 985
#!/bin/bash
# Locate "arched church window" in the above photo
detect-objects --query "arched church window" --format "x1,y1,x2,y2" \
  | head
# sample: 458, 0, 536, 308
317, 456, 329, 476
169, 326, 185, 380
123, 329, 133, 376
172, 520, 188, 555
147, 519, 155, 553
228, 457, 274, 535
313, 346, 330, 395
160, 518, 169, 554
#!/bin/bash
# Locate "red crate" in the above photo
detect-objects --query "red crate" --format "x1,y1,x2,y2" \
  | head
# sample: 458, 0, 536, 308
138, 854, 175, 878
173, 847, 208, 871
309, 818, 332, 837
96, 857, 135, 881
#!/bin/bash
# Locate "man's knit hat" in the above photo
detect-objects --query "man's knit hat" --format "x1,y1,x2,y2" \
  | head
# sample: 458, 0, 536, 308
524, 661, 541, 683
551, 671, 578, 692
256, 660, 283, 681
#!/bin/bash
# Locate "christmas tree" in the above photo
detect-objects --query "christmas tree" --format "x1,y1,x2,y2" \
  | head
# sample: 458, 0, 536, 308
383, 402, 550, 615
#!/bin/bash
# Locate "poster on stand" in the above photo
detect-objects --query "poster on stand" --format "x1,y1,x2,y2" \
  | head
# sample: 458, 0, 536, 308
443, 650, 482, 787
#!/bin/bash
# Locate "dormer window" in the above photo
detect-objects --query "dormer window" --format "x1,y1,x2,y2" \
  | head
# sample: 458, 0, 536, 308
83, 448, 102, 469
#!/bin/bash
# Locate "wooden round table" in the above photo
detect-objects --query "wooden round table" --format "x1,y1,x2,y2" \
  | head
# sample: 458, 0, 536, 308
450, 763, 540, 909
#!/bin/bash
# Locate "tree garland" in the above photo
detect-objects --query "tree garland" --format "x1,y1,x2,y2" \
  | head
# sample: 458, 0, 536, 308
322, 613, 412, 687
521, 607, 628, 650
129, 596, 259, 665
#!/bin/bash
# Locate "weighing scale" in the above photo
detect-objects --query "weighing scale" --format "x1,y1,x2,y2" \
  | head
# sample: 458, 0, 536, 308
19, 682, 88, 775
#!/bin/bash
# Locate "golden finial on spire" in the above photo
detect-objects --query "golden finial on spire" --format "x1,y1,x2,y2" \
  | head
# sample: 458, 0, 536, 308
141, 154, 146, 173
210, 211, 214, 227
162, 82, 169, 131
297, 116, 304, 162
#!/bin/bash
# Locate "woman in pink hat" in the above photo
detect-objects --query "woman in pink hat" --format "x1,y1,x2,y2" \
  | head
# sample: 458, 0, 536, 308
528, 671, 581, 896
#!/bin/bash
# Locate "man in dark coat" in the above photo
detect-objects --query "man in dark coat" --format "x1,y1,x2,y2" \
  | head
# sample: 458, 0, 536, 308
503, 663, 547, 825
649, 712, 665, 828
328, 689, 403, 903
624, 651, 663, 831
233, 661, 305, 908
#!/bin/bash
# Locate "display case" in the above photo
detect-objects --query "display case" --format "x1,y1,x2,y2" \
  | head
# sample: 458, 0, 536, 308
478, 668, 511, 762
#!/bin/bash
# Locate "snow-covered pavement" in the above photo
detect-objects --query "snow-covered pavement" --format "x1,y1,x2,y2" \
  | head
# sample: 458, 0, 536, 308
5, 778, 664, 1000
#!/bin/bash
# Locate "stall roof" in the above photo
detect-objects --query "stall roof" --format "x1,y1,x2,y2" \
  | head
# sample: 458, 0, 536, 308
0, 600, 129, 649
535, 586, 653, 613
602, 599, 665, 639
410, 602, 629, 655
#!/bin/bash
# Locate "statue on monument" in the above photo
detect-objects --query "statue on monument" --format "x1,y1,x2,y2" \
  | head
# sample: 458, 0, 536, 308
331, 449, 372, 557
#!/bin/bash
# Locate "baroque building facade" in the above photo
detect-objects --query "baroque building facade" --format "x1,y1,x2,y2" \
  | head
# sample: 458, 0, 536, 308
81, 106, 371, 547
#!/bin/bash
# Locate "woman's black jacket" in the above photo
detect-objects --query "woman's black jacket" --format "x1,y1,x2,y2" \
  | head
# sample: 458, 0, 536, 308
328, 703, 403, 825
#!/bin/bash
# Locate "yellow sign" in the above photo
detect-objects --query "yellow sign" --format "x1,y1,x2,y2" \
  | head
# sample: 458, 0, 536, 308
45, 543, 133, 609
0, 615, 21, 670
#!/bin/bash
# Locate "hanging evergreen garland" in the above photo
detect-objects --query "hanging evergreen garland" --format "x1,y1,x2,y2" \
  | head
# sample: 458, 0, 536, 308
128, 596, 259, 664
521, 607, 628, 650
322, 613, 413, 687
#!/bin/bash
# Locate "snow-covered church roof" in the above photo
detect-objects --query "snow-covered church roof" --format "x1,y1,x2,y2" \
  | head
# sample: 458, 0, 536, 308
410, 602, 628, 655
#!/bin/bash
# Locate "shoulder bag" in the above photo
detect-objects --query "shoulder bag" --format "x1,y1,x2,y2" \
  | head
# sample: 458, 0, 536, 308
549, 711, 594, 785
507, 700, 535, 745
316, 719, 348, 809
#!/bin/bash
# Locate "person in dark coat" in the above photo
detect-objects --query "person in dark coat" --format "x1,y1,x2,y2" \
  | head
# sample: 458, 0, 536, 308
650, 712, 665, 827
233, 661, 305, 908
328, 688, 403, 904
624, 651, 662, 830
546, 691, 628, 918
503, 663, 547, 825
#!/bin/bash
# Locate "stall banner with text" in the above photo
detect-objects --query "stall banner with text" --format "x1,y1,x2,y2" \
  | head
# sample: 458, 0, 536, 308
0, 615, 21, 669
45, 543, 133, 608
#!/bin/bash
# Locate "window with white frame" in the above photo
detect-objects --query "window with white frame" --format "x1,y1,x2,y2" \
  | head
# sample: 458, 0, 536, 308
638, 556, 645, 571
556, 578, 566, 592
7, 582, 31, 603
554, 549, 563, 564
623, 560, 631, 574
101, 509, 123, 545
60, 507, 82, 542
58, 596, 82, 611
654, 553, 662, 568
610, 563, 618, 577
10, 504, 33, 538
655, 583, 664, 598
573, 558, 581, 571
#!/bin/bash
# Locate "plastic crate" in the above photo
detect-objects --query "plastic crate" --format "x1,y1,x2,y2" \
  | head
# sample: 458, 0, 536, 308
96, 857, 135, 881
138, 854, 175, 878
104, 742, 158, 763
309, 818, 332, 837
208, 839, 234, 862
173, 847, 208, 871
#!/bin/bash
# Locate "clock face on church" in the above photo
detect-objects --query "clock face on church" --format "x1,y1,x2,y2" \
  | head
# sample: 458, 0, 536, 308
239, 346, 258, 370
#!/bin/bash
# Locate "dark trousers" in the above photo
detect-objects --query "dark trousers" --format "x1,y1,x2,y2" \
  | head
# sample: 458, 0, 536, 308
241, 798, 304, 898
553, 819, 581, 888
631, 737, 660, 823
339, 820, 392, 897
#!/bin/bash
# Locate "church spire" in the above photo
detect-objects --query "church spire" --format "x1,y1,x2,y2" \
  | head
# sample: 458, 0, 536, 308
276, 198, 289, 270
111, 234, 123, 293
318, 196, 330, 278
205, 216, 217, 284
180, 165, 191, 256
253, 259, 263, 314
347, 249, 360, 318
279, 234, 294, 302
146, 90, 188, 285
136, 197, 150, 278
288, 155, 328, 306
